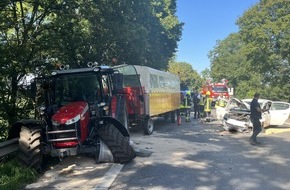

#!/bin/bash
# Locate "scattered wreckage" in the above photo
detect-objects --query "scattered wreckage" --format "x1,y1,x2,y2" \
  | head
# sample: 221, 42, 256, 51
216, 98, 290, 132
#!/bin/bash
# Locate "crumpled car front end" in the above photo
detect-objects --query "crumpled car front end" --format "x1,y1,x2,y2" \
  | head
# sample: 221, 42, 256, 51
223, 109, 252, 132
221, 98, 253, 132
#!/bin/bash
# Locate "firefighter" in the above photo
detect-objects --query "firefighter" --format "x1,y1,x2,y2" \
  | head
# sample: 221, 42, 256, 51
184, 91, 192, 122
180, 90, 191, 122
204, 91, 212, 120
199, 92, 205, 118
219, 98, 226, 107
192, 88, 201, 119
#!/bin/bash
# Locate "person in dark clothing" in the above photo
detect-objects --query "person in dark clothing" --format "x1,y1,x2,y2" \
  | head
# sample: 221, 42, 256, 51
192, 89, 201, 119
250, 93, 266, 145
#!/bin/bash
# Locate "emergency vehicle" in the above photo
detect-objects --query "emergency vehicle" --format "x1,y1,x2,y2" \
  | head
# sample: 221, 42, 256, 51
201, 79, 230, 105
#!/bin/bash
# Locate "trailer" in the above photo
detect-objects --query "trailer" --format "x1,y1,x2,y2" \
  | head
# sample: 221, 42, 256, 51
114, 65, 180, 135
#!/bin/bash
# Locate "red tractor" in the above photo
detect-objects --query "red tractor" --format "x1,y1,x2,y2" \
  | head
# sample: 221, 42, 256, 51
7, 64, 136, 171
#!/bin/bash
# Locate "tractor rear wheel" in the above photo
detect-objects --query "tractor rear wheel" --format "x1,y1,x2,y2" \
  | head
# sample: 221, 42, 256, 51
97, 123, 136, 164
18, 126, 43, 172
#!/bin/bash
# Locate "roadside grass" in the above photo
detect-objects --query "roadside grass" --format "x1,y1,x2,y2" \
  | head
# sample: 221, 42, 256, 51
0, 157, 39, 190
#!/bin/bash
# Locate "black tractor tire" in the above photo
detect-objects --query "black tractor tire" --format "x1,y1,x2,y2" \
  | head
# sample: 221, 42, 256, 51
18, 126, 43, 172
143, 118, 154, 135
97, 123, 136, 164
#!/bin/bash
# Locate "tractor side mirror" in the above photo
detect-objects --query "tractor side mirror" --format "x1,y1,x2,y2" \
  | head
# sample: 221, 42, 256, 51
112, 73, 124, 93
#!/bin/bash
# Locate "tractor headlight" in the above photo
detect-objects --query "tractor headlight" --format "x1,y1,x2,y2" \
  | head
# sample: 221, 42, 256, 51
38, 105, 46, 115
65, 114, 81, 125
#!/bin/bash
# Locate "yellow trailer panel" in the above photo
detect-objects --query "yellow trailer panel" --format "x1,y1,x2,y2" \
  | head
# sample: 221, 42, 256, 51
133, 65, 180, 117
149, 92, 180, 116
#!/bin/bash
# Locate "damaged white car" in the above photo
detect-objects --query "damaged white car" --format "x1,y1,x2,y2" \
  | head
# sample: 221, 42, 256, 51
217, 98, 290, 132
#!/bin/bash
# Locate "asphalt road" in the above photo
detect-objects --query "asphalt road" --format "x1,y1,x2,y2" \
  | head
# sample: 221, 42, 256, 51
26, 115, 290, 190
110, 118, 290, 190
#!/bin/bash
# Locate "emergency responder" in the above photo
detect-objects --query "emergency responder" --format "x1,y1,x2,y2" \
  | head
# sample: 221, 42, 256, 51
204, 91, 212, 120
219, 98, 226, 107
192, 88, 201, 119
215, 95, 226, 121
180, 91, 191, 122
184, 91, 192, 122
215, 95, 226, 108
199, 92, 205, 118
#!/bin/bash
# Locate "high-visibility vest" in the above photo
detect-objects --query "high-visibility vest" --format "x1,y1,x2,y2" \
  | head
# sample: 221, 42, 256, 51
181, 94, 191, 108
199, 96, 205, 106
204, 97, 212, 112
219, 99, 225, 107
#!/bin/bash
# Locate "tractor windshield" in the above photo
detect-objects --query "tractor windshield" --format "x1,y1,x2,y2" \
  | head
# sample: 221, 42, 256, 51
54, 74, 100, 105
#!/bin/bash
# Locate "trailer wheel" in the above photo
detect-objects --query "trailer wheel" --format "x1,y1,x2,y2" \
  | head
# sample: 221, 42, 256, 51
143, 118, 154, 135
97, 123, 136, 164
170, 110, 177, 123
18, 126, 43, 172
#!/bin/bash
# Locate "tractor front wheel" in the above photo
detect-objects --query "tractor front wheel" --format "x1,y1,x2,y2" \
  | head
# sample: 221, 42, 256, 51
18, 126, 43, 172
97, 123, 136, 164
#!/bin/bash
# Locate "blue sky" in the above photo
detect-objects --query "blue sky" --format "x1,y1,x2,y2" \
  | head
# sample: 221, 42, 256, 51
176, 0, 259, 73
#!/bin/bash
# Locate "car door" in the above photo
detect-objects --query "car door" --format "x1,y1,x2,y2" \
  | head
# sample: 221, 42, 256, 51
261, 100, 271, 127
269, 101, 290, 126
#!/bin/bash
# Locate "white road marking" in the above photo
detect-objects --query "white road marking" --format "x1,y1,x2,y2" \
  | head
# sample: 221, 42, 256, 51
93, 163, 124, 190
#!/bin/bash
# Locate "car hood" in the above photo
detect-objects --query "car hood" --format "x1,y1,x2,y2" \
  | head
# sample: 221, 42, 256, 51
226, 98, 250, 111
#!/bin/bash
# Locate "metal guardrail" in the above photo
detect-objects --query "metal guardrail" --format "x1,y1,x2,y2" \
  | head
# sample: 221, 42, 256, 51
0, 138, 19, 157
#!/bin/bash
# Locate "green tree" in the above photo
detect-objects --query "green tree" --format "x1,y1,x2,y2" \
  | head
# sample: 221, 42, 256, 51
0, 1, 61, 132
209, 0, 290, 101
236, 0, 290, 101
150, 0, 184, 69
0, 0, 183, 138
167, 61, 201, 91
200, 68, 210, 80
209, 33, 262, 98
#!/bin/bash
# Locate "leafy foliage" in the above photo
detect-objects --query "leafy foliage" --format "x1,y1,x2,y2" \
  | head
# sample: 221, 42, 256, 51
167, 60, 202, 91
0, 158, 38, 190
209, 0, 290, 101
0, 0, 183, 136
236, 0, 290, 101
